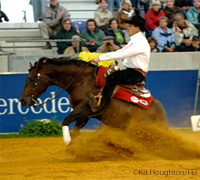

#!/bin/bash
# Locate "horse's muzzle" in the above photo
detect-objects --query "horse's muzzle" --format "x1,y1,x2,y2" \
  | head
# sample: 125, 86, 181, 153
20, 96, 35, 107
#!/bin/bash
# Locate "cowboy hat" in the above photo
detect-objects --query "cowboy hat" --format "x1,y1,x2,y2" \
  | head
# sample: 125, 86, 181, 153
125, 15, 147, 32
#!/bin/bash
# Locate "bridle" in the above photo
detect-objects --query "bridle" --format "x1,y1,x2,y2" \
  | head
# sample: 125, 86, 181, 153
29, 72, 41, 105
30, 60, 92, 108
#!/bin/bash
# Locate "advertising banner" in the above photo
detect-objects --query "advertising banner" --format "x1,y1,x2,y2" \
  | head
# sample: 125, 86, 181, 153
0, 70, 199, 133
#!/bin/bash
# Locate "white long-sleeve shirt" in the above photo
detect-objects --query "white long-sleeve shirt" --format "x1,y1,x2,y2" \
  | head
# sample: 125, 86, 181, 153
99, 32, 150, 72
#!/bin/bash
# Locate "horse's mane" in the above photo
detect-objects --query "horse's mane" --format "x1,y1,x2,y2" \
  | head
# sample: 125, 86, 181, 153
29, 57, 97, 71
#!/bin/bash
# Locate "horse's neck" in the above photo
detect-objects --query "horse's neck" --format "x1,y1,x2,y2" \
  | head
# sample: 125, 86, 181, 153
47, 65, 96, 95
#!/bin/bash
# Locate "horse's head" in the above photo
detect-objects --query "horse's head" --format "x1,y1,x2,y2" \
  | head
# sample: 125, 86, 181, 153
20, 57, 50, 107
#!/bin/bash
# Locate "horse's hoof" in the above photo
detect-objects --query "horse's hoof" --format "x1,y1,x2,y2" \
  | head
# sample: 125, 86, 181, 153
62, 126, 71, 146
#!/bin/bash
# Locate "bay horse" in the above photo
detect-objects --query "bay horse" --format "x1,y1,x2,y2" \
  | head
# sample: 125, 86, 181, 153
20, 57, 168, 145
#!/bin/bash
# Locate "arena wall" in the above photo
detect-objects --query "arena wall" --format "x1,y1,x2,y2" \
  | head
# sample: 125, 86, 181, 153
0, 52, 199, 73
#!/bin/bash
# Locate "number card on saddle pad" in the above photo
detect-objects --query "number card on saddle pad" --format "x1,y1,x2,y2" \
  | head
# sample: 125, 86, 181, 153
95, 66, 153, 109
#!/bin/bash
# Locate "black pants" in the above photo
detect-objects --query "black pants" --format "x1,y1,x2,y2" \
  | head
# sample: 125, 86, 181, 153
100, 68, 145, 108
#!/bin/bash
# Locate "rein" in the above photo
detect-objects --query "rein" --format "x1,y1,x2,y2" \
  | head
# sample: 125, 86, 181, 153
33, 60, 92, 108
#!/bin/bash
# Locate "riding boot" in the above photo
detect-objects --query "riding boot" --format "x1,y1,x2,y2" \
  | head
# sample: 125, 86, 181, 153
88, 84, 115, 113
88, 93, 98, 112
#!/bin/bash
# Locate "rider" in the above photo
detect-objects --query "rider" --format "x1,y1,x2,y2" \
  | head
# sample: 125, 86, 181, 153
89, 15, 151, 112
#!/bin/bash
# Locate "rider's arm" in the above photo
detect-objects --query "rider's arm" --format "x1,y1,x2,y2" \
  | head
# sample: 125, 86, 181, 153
99, 37, 148, 61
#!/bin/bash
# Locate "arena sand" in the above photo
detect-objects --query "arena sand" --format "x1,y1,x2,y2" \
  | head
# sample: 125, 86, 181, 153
0, 121, 200, 180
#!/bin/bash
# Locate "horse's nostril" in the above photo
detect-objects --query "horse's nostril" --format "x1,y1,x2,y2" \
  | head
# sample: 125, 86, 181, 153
20, 97, 27, 107
20, 97, 24, 102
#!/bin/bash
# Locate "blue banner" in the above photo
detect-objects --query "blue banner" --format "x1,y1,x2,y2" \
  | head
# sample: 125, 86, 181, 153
0, 70, 199, 133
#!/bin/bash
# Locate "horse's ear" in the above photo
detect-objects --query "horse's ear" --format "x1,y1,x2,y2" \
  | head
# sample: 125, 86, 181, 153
39, 57, 48, 64
29, 62, 33, 68
42, 58, 47, 63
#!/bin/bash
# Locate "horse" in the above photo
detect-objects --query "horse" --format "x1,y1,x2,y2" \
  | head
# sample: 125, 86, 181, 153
20, 57, 168, 145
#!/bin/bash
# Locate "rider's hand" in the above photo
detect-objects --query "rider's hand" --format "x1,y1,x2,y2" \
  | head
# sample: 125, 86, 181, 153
91, 57, 100, 63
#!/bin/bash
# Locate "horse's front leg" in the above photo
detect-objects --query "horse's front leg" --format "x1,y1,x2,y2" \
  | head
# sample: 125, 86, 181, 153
70, 119, 89, 139
62, 109, 89, 146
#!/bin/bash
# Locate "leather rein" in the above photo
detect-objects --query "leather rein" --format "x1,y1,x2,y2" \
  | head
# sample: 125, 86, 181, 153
32, 60, 92, 108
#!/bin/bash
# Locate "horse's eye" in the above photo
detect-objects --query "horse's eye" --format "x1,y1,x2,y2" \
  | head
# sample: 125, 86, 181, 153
28, 77, 35, 82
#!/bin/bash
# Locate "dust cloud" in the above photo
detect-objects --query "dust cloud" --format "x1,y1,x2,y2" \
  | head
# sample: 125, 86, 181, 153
67, 120, 200, 162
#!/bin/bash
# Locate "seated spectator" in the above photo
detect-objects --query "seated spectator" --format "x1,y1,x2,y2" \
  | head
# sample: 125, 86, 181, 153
56, 18, 78, 54
0, 10, 9, 22
147, 37, 160, 52
108, 0, 122, 13
163, 0, 182, 28
94, 0, 113, 30
39, 0, 70, 49
175, 0, 192, 17
185, 35, 200, 51
117, 0, 136, 30
144, 0, 166, 37
186, 0, 200, 36
152, 16, 176, 52
142, 0, 166, 9
173, 13, 198, 51
63, 35, 90, 54
81, 19, 106, 52
104, 18, 126, 47
96, 36, 120, 53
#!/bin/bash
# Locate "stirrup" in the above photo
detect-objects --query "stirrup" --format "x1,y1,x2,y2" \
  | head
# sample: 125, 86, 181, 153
88, 92, 103, 107
94, 92, 103, 107
88, 93, 100, 113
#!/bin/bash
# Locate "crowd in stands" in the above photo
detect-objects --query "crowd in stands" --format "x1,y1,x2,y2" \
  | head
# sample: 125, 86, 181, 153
0, 0, 199, 55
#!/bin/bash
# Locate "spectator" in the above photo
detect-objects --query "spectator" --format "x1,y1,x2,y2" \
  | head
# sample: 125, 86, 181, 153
141, 0, 166, 9
94, 0, 113, 30
117, 0, 136, 30
130, 0, 137, 8
173, 13, 198, 51
186, 0, 200, 36
96, 36, 120, 52
81, 19, 106, 52
144, 0, 166, 37
175, 0, 192, 17
185, 35, 200, 51
104, 18, 126, 47
56, 18, 78, 54
108, 0, 122, 13
0, 10, 9, 22
147, 37, 160, 52
39, 0, 70, 49
152, 16, 176, 52
139, 0, 150, 13
30, 0, 46, 22
63, 35, 90, 55
163, 0, 182, 28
